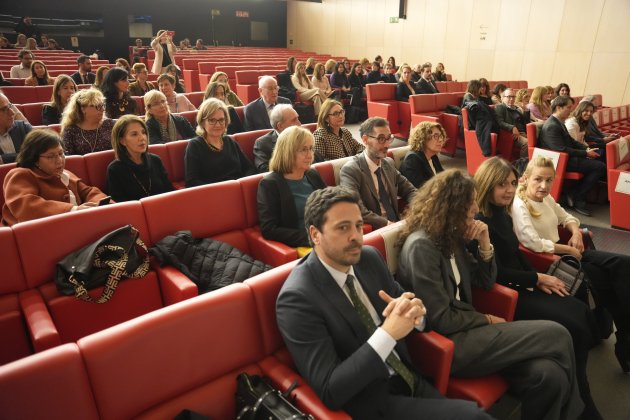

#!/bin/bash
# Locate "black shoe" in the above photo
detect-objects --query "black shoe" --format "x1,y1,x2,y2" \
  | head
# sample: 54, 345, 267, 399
573, 203, 592, 217
614, 332, 630, 374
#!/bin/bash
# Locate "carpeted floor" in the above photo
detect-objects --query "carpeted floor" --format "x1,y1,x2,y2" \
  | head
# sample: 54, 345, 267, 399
583, 225, 630, 256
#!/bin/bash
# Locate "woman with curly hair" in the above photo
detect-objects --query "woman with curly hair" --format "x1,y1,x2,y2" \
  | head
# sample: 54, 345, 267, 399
396, 168, 584, 420
527, 86, 552, 122
400, 121, 446, 188
514, 88, 530, 113
61, 88, 115, 155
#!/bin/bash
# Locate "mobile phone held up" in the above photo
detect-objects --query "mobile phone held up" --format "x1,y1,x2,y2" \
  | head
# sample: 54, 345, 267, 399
98, 196, 111, 206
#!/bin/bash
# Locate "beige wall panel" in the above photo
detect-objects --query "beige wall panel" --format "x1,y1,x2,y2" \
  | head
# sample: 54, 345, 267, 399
402, 0, 426, 59
622, 72, 630, 106
382, 0, 405, 63
586, 53, 630, 106
594, 0, 630, 53
550, 52, 593, 96
422, 0, 449, 52
520, 51, 556, 87
365, 0, 388, 56
445, 0, 474, 49
318, 0, 338, 53
468, 0, 501, 51
423, 48, 446, 67
466, 49, 495, 80
557, 0, 603, 52
495, 0, 531, 51
525, 0, 565, 52
444, 50, 470, 81
492, 51, 525, 80
348, 1, 369, 50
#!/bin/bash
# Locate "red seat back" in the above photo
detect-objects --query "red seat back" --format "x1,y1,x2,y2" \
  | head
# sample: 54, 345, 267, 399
232, 129, 270, 162
366, 83, 396, 102
164, 140, 189, 185
409, 94, 438, 115
83, 149, 116, 192
20, 102, 44, 126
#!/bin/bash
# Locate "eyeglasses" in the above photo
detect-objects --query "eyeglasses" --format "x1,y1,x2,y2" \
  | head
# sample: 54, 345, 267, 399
263, 86, 279, 91
84, 103, 105, 111
298, 146, 315, 155
503, 95, 516, 99
39, 151, 65, 161
430, 133, 446, 141
367, 134, 394, 144
0, 103, 14, 113
148, 99, 167, 107
206, 118, 226, 126
329, 109, 345, 117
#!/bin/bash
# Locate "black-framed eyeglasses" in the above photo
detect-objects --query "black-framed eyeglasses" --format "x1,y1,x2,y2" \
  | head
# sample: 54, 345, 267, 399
367, 134, 394, 144
328, 109, 345, 117
430, 133, 446, 141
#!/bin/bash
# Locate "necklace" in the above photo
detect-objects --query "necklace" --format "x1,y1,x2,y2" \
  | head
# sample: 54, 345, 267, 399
131, 171, 152, 196
205, 137, 224, 152
79, 125, 100, 153
114, 96, 129, 112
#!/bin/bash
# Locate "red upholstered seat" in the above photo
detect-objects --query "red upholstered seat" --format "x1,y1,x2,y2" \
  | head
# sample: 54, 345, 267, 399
83, 149, 116, 192
1, 86, 38, 104
19, 102, 44, 126
164, 139, 189, 188
367, 83, 411, 139
606, 138, 630, 230
232, 128, 270, 162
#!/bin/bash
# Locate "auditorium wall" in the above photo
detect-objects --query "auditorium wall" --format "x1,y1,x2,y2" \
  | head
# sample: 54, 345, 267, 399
287, 0, 630, 106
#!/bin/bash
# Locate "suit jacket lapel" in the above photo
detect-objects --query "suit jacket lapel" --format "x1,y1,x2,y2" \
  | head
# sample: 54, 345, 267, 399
358, 155, 380, 204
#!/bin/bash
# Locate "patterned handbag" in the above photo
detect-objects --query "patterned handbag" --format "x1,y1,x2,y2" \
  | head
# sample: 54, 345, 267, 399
546, 255, 586, 296
55, 225, 150, 304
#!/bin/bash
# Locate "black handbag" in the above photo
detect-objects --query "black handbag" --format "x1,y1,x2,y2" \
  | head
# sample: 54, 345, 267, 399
55, 225, 150, 304
546, 255, 586, 296
235, 373, 314, 420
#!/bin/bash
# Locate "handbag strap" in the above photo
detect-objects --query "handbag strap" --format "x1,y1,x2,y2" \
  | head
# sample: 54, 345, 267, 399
69, 235, 150, 304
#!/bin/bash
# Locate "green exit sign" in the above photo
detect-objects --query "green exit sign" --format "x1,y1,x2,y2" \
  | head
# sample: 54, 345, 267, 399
389, 17, 399, 23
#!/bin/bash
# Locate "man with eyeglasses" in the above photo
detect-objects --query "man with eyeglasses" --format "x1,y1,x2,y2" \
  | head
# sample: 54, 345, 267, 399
0, 92, 32, 164
494, 88, 529, 159
340, 117, 416, 229
243, 76, 292, 131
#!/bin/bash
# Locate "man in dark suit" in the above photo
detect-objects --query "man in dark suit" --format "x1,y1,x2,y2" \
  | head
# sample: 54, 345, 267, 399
415, 63, 439, 94
276, 186, 491, 419
243, 76, 292, 131
0, 93, 32, 164
70, 55, 95, 85
340, 117, 416, 229
253, 104, 300, 172
539, 95, 606, 216
494, 88, 529, 158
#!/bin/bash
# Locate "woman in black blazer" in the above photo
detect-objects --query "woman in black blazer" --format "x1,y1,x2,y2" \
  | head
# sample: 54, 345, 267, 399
395, 64, 418, 101
257, 126, 326, 248
400, 121, 446, 188
144, 90, 196, 144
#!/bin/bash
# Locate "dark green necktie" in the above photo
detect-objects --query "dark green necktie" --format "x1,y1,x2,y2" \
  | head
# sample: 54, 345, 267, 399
345, 274, 416, 395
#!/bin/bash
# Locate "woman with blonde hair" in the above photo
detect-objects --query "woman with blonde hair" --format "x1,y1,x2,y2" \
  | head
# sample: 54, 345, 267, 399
305, 57, 316, 75
93, 66, 109, 89
25, 37, 38, 51
395, 64, 418, 101
25, 60, 54, 86
42, 75, 77, 125
209, 71, 243, 106
203, 81, 244, 134
184, 98, 255, 187
313, 99, 364, 161
515, 88, 530, 113
61, 88, 114, 155
106, 115, 174, 202
257, 126, 326, 248
144, 90, 195, 144
150, 29, 176, 74
311, 63, 334, 101
291, 61, 323, 115
400, 121, 446, 188
527, 86, 552, 122
324, 59, 336, 75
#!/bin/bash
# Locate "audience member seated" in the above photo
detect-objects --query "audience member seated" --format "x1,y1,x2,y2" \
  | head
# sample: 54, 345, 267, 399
253, 104, 300, 172
0, 92, 32, 163
305, 57, 316, 75
387, 55, 398, 70
164, 64, 186, 93
2, 129, 107, 226
158, 73, 196, 114
545, 85, 556, 103
415, 63, 439, 94
359, 57, 371, 76
329, 62, 351, 98
311, 63, 335, 102
46, 39, 61, 50
203, 81, 244, 134
106, 115, 174, 202
243, 76, 291, 131
257, 126, 326, 248
580, 95, 619, 144
209, 72, 244, 107
381, 62, 397, 83
411, 64, 422, 83
400, 121, 446, 188
347, 63, 366, 104
101, 68, 137, 119
478, 78, 493, 106
397, 169, 584, 420
0, 37, 11, 49
340, 117, 415, 229
128, 63, 156, 96
193, 38, 207, 50
25, 38, 38, 51
292, 61, 323, 115
539, 96, 605, 216
70, 55, 96, 85
131, 38, 148, 63
462, 79, 482, 107
395, 65, 418, 101
324, 59, 336, 75
9, 49, 33, 79
515, 88, 531, 113
365, 61, 383, 84
555, 83, 571, 98
433, 62, 448, 82
150, 30, 176, 75
185, 98, 255, 187
13, 34, 27, 50
565, 100, 611, 160
144, 90, 195, 144
511, 156, 630, 375
38, 34, 49, 49
313, 99, 364, 161
24, 60, 54, 86
276, 185, 492, 420
93, 66, 108, 89
42, 75, 77, 125
115, 58, 133, 79
490, 83, 507, 105
494, 88, 529, 158
61, 88, 114, 155
527, 86, 552, 122
474, 157, 602, 418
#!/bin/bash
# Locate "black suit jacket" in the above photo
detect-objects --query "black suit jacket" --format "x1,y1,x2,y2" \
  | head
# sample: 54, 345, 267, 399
276, 247, 424, 418
399, 150, 444, 188
415, 78, 439, 94
70, 71, 95, 85
539, 115, 588, 158
146, 115, 196, 144
395, 83, 417, 101
243, 96, 292, 131
257, 169, 326, 247
253, 130, 278, 172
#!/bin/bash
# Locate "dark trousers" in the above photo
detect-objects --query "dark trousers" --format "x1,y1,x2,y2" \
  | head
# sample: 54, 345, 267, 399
566, 157, 606, 204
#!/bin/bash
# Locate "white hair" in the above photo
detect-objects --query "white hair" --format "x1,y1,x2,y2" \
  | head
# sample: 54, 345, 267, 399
258, 75, 277, 89
270, 104, 294, 129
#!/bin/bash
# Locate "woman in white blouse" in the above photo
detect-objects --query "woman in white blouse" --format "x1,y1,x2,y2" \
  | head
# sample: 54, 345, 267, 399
291, 61, 323, 115
511, 156, 630, 374
310, 63, 334, 103
565, 100, 606, 161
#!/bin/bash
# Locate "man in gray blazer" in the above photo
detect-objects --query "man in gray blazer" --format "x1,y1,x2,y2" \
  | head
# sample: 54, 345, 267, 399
494, 88, 528, 158
340, 117, 416, 229
253, 104, 300, 172
243, 76, 292, 131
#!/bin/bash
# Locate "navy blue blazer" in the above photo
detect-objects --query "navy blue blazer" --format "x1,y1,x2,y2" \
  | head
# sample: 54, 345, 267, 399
243, 96, 291, 131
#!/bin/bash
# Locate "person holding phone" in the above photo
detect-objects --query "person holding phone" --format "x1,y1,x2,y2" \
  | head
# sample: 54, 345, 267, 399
2, 130, 108, 226
150, 30, 176, 75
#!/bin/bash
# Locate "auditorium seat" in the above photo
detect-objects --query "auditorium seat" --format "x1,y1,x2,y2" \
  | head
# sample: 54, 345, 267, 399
606, 138, 630, 230
164, 139, 189, 189
366, 83, 411, 139
232, 128, 270, 162
83, 149, 116, 192
19, 102, 45, 126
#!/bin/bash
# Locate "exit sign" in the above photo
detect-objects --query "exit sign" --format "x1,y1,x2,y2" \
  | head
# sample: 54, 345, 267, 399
389, 17, 399, 23
236, 10, 249, 18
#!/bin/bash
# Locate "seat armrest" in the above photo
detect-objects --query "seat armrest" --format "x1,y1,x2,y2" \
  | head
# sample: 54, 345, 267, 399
519, 244, 558, 273
153, 262, 199, 305
244, 228, 298, 267
405, 331, 454, 395
472, 283, 518, 322
19, 289, 61, 352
